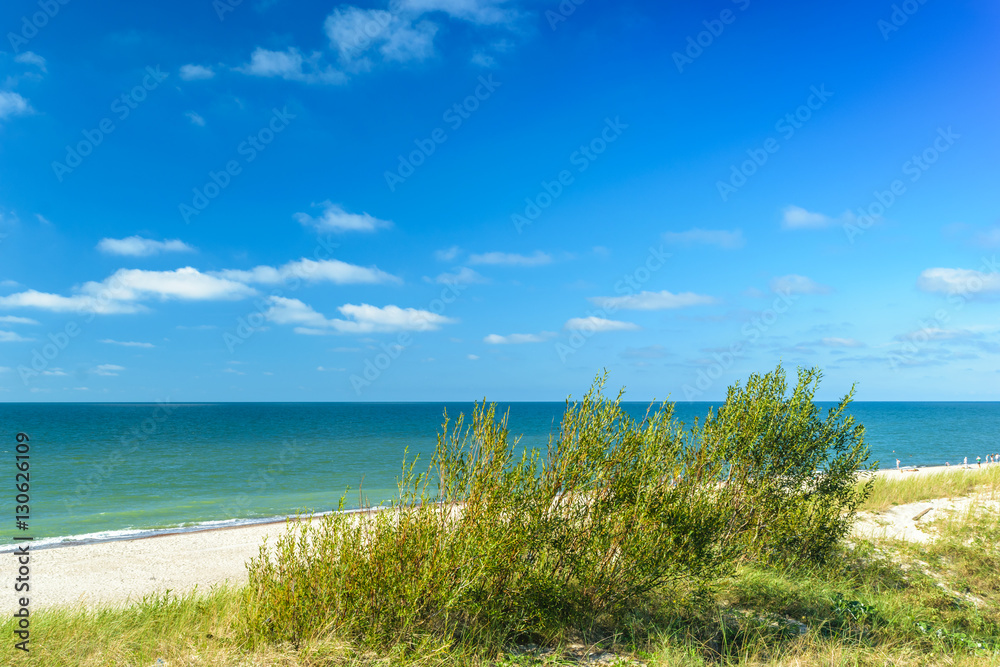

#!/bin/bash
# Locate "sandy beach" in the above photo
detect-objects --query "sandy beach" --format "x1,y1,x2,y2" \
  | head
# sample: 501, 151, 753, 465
8, 463, 998, 614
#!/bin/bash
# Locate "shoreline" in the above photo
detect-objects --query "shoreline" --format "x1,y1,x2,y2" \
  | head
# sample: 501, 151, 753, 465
8, 463, 998, 612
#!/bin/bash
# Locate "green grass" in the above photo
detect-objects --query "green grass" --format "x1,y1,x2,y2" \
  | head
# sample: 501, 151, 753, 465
861, 466, 1000, 511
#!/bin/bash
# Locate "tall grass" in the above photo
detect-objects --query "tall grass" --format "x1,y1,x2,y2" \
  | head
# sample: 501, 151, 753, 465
862, 466, 1000, 511
242, 365, 874, 654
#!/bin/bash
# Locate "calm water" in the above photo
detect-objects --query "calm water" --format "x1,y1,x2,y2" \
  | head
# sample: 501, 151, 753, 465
0, 402, 997, 548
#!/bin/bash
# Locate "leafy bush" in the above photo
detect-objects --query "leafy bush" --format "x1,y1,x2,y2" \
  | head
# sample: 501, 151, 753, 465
700, 365, 874, 564
242, 365, 873, 653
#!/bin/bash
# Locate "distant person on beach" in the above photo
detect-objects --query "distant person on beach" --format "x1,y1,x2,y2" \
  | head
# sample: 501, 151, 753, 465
977, 455, 981, 468
964, 456, 968, 468
896, 458, 901, 473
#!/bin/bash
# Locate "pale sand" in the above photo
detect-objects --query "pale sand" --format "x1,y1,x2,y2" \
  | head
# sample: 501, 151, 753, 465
4, 516, 328, 613
7, 464, 998, 613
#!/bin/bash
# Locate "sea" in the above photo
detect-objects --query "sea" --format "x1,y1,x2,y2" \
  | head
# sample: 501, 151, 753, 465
1, 402, 997, 549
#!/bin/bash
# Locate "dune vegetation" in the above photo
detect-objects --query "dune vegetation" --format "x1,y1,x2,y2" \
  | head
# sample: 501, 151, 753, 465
5, 365, 999, 666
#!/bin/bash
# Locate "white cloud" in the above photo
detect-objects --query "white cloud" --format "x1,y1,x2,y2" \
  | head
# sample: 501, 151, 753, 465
781, 205, 833, 230
918, 268, 1000, 295
0, 267, 256, 314
326, 7, 438, 65
588, 290, 717, 310
35, 214, 52, 225
15, 52, 47, 72
483, 332, 556, 344
564, 316, 639, 332
94, 364, 125, 376
217, 258, 399, 286
238, 47, 346, 84
97, 236, 195, 257
0, 366, 10, 372
468, 251, 551, 267
0, 315, 38, 325
100, 339, 155, 348
186, 111, 206, 126
432, 267, 487, 285
470, 51, 495, 67
392, 0, 518, 24
467, 354, 479, 360
179, 64, 215, 80
317, 366, 347, 372
820, 337, 865, 348
0, 290, 144, 314
435, 246, 462, 262
264, 296, 454, 334
663, 228, 744, 249
0, 91, 32, 121
294, 201, 392, 233
769, 274, 832, 295
974, 228, 1000, 248
0, 330, 32, 342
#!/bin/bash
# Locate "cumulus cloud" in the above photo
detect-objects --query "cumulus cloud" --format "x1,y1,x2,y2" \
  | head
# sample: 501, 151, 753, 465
97, 236, 195, 257
819, 337, 865, 348
769, 274, 832, 295
325, 6, 437, 66
564, 316, 639, 332
99, 339, 155, 348
0, 315, 38, 325
588, 290, 716, 310
435, 246, 462, 261
294, 202, 392, 233
974, 228, 1000, 249
238, 47, 347, 84
918, 267, 1000, 295
14, 52, 47, 72
662, 228, 744, 249
216, 258, 399, 286
264, 296, 454, 334
393, 0, 519, 24
0, 330, 32, 342
483, 332, 556, 344
179, 64, 215, 80
431, 267, 487, 286
781, 205, 835, 230
0, 91, 32, 122
468, 251, 551, 267
0, 267, 256, 314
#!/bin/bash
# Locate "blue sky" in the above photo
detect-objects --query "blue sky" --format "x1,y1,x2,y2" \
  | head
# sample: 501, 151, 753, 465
0, 0, 998, 402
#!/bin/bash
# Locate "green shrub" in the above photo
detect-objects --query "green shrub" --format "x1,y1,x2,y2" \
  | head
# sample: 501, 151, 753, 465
241, 365, 874, 654
700, 365, 875, 564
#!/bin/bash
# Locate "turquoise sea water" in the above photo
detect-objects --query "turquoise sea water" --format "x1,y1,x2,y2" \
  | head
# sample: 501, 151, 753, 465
1, 402, 998, 548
